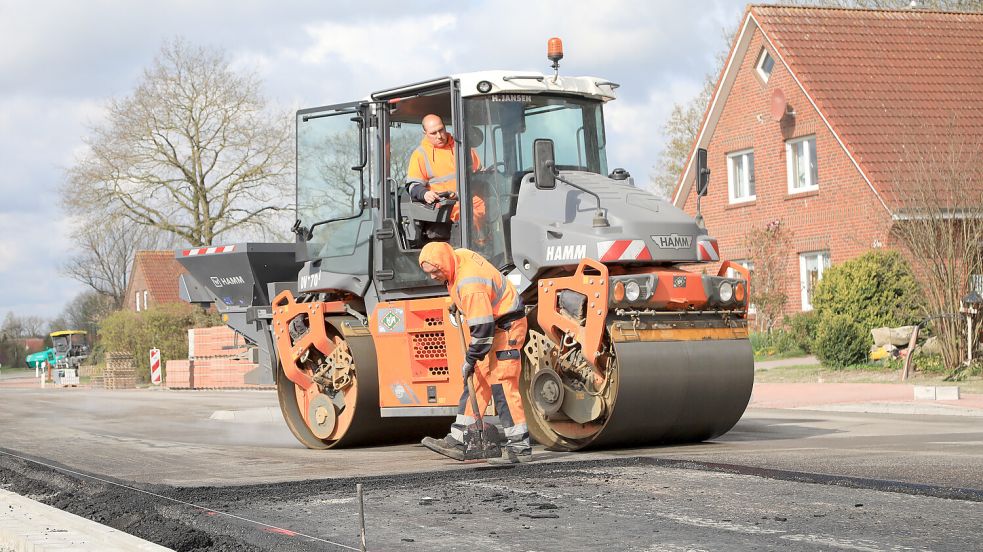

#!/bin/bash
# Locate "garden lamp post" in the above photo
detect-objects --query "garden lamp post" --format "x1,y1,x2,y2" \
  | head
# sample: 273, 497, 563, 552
959, 289, 983, 364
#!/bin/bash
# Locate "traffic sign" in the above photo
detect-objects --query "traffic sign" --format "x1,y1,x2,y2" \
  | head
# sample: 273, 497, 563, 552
150, 348, 162, 385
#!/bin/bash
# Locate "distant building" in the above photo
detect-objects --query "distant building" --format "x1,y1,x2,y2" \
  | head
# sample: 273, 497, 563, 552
124, 251, 190, 312
673, 6, 983, 315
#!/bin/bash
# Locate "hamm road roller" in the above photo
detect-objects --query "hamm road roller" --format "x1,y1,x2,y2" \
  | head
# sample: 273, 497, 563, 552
177, 44, 753, 451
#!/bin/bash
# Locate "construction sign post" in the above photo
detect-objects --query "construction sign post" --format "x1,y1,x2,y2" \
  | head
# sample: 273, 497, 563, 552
150, 348, 162, 385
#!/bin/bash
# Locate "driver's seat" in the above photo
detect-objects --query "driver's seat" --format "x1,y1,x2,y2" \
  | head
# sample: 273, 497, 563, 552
397, 185, 454, 249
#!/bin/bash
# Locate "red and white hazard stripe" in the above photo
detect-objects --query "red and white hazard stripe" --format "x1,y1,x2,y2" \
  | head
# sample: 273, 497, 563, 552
149, 348, 162, 385
181, 245, 236, 257
697, 238, 720, 261
597, 240, 652, 262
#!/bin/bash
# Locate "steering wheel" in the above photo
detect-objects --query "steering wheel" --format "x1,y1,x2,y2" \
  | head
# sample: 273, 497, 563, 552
484, 161, 507, 176
434, 191, 458, 208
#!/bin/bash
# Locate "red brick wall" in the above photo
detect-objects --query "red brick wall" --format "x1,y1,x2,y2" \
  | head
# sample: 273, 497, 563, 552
126, 265, 149, 312
682, 27, 895, 316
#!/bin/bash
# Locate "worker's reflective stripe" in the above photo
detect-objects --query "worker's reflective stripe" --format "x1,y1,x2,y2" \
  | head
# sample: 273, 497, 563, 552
457, 275, 522, 322
504, 422, 528, 438
467, 314, 495, 326
414, 146, 454, 182
450, 414, 475, 443
471, 336, 494, 346
492, 278, 505, 301
456, 276, 497, 299
414, 146, 434, 178
429, 174, 455, 184
502, 295, 522, 316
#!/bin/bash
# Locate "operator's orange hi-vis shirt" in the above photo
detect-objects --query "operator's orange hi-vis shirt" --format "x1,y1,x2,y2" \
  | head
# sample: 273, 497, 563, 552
406, 135, 483, 223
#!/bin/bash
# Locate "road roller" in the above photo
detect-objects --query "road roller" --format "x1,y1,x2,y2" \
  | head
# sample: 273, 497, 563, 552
176, 41, 753, 451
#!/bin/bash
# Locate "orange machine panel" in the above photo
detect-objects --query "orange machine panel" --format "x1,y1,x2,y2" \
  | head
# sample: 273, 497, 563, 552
370, 297, 466, 410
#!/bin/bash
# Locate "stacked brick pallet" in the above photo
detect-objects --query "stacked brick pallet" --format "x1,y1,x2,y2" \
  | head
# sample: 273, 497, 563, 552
164, 359, 191, 387
103, 352, 137, 389
165, 326, 264, 389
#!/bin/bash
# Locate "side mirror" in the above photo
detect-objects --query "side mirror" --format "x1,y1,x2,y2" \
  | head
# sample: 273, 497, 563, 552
533, 139, 557, 190
696, 147, 710, 197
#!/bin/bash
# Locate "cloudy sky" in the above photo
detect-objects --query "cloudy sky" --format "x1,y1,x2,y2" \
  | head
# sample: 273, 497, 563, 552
0, 0, 749, 321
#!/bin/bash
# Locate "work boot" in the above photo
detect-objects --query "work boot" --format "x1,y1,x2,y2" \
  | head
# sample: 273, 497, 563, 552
486, 448, 533, 465
421, 436, 466, 461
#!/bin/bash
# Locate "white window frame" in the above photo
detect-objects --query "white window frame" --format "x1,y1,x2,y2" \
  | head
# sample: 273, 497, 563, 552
135, 291, 141, 312
799, 251, 830, 311
726, 259, 756, 314
143, 290, 150, 310
786, 135, 819, 194
727, 149, 755, 204
755, 49, 775, 83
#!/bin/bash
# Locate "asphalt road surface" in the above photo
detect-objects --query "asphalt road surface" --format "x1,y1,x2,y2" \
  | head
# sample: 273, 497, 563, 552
1, 386, 981, 551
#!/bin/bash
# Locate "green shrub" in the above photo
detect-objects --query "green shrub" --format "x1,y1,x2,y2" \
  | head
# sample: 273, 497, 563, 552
911, 353, 946, 374
99, 304, 221, 382
814, 314, 869, 368
751, 329, 804, 359
811, 250, 923, 338
785, 311, 818, 354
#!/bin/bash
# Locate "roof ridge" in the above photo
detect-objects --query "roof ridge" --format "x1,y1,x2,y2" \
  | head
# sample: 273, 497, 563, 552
750, 3, 983, 16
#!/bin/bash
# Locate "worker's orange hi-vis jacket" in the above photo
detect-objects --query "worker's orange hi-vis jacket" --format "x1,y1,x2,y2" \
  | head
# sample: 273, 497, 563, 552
419, 242, 523, 367
406, 135, 483, 224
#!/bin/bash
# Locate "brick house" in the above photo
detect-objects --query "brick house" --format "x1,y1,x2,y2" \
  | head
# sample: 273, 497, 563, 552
673, 6, 983, 316
124, 251, 189, 311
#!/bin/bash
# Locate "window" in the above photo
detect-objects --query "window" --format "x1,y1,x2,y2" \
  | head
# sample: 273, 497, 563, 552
726, 259, 756, 314
786, 136, 818, 193
727, 149, 755, 203
799, 251, 830, 311
135, 291, 141, 312
756, 49, 775, 82
143, 290, 149, 310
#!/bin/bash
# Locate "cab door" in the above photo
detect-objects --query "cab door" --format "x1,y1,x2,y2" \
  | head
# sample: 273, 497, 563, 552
294, 102, 374, 296
372, 84, 457, 295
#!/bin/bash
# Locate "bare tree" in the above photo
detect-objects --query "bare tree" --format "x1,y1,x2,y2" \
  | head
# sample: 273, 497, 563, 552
0, 312, 48, 367
888, 130, 983, 375
66, 38, 293, 247
648, 78, 714, 199
744, 220, 793, 332
61, 213, 175, 309
1, 312, 46, 338
58, 291, 115, 340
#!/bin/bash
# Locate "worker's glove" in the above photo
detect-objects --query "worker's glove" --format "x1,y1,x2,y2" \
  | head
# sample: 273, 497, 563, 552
461, 360, 475, 381
448, 303, 460, 319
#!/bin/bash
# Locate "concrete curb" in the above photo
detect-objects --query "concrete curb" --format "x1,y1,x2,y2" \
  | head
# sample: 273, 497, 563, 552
789, 401, 983, 417
0, 489, 172, 552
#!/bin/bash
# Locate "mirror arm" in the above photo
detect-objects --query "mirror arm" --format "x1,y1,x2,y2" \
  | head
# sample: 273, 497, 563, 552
550, 164, 609, 228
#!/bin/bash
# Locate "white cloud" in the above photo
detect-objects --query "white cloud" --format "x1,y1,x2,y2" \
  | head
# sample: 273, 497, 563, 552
0, 0, 751, 320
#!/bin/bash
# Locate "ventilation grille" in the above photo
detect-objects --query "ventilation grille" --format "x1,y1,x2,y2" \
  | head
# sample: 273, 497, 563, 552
413, 332, 446, 359
429, 366, 449, 376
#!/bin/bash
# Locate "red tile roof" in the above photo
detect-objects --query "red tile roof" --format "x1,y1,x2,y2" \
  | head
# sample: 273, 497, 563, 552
751, 5, 983, 210
132, 250, 189, 305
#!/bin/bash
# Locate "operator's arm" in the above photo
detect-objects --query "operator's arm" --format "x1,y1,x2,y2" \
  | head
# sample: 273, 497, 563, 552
469, 148, 482, 172
459, 291, 496, 367
406, 150, 431, 202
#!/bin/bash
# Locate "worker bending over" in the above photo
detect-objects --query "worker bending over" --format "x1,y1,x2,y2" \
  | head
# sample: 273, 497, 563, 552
418, 241, 531, 464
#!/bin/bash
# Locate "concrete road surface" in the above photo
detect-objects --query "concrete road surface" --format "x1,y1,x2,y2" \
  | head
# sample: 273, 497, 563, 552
1, 384, 981, 550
